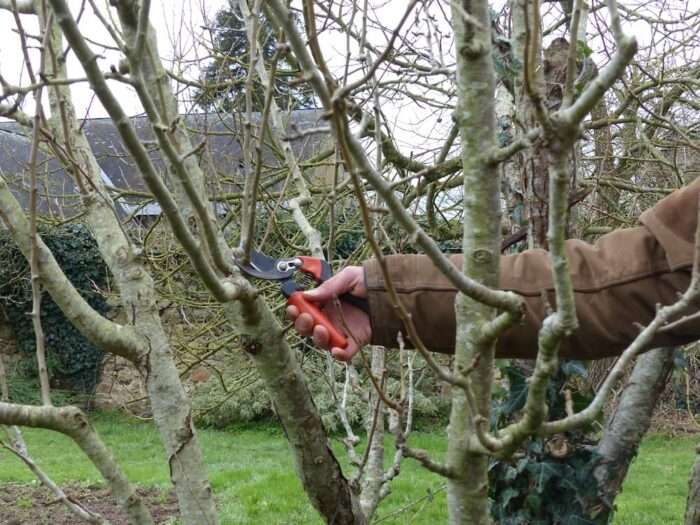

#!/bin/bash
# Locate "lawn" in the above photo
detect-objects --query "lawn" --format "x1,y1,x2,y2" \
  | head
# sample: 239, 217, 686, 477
0, 412, 697, 524
612, 434, 698, 525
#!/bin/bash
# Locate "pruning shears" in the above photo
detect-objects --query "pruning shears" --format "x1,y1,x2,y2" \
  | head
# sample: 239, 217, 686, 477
235, 250, 369, 349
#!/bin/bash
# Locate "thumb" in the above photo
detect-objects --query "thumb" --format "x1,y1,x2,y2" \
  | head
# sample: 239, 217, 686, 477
303, 269, 356, 303
331, 341, 360, 362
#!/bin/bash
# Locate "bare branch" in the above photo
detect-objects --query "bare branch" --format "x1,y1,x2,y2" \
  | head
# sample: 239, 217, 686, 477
47, 0, 243, 303
335, 0, 420, 99
242, 0, 325, 258
561, 0, 583, 109
132, 0, 150, 64
403, 446, 456, 478
238, 0, 264, 261
0, 0, 34, 14
559, 17, 637, 125
1, 440, 110, 524
0, 402, 154, 524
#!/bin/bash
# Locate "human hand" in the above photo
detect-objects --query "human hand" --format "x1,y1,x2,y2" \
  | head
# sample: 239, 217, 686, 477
286, 265, 371, 362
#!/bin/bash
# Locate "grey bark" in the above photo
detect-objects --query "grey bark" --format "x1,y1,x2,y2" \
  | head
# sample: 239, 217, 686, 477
686, 447, 700, 525
587, 348, 674, 521
225, 300, 367, 525
448, 0, 502, 523
359, 347, 386, 520
0, 402, 153, 524
36, 3, 220, 523
511, 0, 549, 249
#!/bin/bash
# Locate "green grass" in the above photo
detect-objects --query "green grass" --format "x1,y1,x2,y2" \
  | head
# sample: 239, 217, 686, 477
0, 412, 447, 524
613, 434, 698, 525
0, 412, 696, 524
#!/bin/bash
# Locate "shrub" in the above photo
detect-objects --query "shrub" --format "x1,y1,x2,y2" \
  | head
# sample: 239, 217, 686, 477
0, 224, 109, 393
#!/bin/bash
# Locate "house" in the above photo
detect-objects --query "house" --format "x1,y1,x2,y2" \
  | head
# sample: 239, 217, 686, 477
0, 109, 331, 223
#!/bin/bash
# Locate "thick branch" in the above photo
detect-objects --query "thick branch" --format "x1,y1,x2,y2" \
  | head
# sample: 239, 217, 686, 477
47, 0, 241, 303
0, 177, 141, 361
559, 35, 637, 126
0, 402, 154, 525
238, 0, 264, 261
590, 347, 674, 519
224, 299, 366, 524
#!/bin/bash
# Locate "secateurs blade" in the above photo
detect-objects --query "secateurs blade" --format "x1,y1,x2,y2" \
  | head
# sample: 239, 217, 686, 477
234, 250, 369, 350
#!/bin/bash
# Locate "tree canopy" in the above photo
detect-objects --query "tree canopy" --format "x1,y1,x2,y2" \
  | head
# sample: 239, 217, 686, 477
197, 2, 315, 112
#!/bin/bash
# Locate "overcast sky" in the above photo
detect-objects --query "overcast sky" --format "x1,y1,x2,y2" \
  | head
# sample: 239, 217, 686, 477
0, 0, 678, 160
0, 0, 228, 118
0, 0, 458, 156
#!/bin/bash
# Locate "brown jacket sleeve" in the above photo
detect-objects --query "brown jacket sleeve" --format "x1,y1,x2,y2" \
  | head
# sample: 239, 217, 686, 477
363, 179, 700, 360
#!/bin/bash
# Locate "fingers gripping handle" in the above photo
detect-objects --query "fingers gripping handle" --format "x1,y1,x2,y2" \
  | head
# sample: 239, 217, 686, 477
287, 292, 348, 349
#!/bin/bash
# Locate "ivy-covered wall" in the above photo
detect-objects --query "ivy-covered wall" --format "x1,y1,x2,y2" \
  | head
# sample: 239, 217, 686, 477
0, 224, 109, 396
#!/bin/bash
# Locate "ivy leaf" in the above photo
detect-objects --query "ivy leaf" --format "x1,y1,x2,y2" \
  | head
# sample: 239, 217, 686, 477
528, 439, 544, 456
673, 350, 688, 370
0, 224, 108, 393
526, 460, 564, 493
559, 515, 599, 525
500, 513, 530, 525
501, 487, 519, 507
503, 365, 528, 413
504, 465, 519, 483
571, 390, 595, 414
516, 456, 529, 474
525, 492, 543, 514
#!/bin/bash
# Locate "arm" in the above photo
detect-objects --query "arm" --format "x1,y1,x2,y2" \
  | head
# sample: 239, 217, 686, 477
292, 178, 700, 360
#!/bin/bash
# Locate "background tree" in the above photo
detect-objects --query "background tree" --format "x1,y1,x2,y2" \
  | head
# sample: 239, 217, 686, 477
197, 1, 314, 112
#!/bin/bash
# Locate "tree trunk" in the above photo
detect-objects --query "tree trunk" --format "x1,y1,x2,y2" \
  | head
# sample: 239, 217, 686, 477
359, 347, 386, 520
448, 0, 502, 523
685, 447, 700, 525
511, 0, 549, 249
37, 4, 219, 523
585, 347, 674, 521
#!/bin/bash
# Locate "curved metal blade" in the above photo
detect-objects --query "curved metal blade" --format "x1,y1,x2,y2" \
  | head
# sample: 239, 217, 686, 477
234, 250, 294, 280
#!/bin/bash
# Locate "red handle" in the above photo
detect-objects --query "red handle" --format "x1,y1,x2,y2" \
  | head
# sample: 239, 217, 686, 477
287, 291, 348, 349
297, 256, 325, 281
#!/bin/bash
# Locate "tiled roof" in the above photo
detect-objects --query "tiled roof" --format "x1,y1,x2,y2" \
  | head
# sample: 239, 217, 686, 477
0, 110, 327, 218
